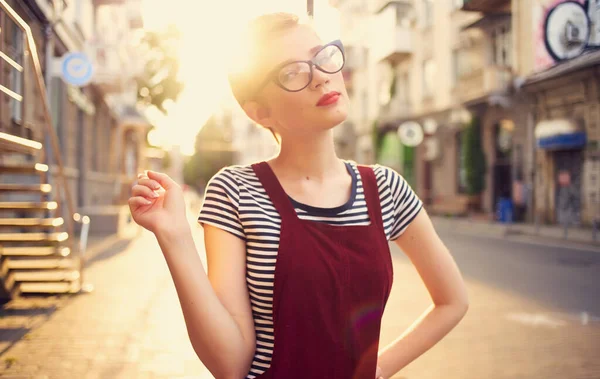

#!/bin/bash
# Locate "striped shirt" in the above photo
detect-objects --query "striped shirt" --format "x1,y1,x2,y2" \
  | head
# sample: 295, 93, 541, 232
197, 161, 423, 378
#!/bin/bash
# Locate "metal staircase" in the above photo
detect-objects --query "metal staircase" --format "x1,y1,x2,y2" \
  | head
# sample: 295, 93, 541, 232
0, 1, 88, 300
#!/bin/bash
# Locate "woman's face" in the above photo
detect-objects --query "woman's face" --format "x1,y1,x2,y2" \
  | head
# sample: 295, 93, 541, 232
252, 24, 349, 138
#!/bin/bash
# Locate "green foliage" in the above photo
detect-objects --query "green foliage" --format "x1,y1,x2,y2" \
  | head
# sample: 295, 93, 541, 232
183, 116, 234, 192
461, 116, 487, 195
372, 119, 384, 160
136, 25, 184, 113
402, 145, 415, 188
389, 72, 397, 100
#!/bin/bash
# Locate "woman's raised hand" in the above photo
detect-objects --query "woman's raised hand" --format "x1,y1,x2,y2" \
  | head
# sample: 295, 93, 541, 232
128, 170, 189, 237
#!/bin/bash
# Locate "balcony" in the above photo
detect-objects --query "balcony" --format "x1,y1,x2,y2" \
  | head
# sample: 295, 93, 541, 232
373, 26, 413, 64
461, 0, 510, 13
374, 0, 412, 13
372, 0, 413, 64
454, 65, 513, 105
379, 98, 412, 123
92, 0, 126, 5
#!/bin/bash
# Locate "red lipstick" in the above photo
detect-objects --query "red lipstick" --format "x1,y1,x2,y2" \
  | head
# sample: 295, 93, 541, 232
317, 91, 341, 106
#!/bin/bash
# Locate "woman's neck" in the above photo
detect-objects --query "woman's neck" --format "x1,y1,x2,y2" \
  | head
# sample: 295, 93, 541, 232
271, 129, 345, 181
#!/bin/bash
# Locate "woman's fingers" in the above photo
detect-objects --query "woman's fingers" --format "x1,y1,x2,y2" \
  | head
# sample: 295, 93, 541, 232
147, 170, 178, 190
132, 183, 160, 199
128, 196, 153, 208
135, 178, 161, 191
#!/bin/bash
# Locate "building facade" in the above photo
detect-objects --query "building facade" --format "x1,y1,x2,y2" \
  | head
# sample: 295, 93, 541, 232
518, 0, 600, 227
332, 0, 596, 227
45, 0, 152, 233
1, 0, 153, 235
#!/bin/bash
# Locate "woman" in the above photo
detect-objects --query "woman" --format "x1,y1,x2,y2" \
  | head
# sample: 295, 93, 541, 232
129, 12, 469, 379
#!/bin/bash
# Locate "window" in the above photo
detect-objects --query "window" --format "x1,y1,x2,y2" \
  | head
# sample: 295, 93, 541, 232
492, 23, 512, 66
51, 77, 65, 149
423, 0, 434, 28
394, 2, 412, 27
422, 59, 435, 98
452, 48, 481, 83
399, 72, 410, 103
452, 50, 459, 86
10, 25, 23, 123
105, 121, 114, 172
92, 112, 99, 172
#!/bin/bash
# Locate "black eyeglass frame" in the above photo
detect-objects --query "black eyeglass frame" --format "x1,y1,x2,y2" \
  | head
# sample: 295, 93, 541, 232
254, 39, 346, 95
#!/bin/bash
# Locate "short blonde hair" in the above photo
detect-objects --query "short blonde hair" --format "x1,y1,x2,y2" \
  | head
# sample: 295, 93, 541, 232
228, 12, 310, 107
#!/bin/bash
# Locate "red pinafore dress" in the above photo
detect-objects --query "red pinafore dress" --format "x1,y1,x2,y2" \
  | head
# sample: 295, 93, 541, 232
251, 162, 394, 379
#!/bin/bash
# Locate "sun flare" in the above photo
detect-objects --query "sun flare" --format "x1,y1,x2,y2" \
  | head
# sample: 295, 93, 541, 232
141, 0, 340, 156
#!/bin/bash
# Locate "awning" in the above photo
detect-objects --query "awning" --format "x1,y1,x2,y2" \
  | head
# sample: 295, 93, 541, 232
461, 13, 511, 31
535, 119, 586, 150
524, 50, 600, 88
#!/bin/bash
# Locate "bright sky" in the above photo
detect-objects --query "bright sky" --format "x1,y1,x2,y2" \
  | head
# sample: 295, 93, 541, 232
142, 0, 340, 155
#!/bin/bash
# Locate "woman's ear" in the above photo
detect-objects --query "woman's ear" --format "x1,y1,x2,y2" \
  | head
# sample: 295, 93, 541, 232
243, 100, 276, 129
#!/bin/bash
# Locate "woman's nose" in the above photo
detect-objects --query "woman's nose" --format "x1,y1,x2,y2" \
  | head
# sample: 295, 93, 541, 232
309, 67, 330, 90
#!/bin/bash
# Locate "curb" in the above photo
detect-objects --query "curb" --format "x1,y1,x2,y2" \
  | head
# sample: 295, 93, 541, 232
431, 217, 600, 252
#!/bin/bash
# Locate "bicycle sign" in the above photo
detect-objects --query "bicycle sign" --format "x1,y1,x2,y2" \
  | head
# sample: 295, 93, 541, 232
544, 0, 600, 61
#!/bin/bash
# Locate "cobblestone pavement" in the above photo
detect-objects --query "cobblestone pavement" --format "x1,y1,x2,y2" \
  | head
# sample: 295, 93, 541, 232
0, 217, 599, 378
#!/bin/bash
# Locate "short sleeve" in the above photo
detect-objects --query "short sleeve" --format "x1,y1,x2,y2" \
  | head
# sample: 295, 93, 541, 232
197, 168, 246, 240
376, 165, 423, 241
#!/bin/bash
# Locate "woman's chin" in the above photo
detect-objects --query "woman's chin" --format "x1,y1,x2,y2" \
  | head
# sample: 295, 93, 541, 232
327, 112, 349, 128
320, 104, 348, 127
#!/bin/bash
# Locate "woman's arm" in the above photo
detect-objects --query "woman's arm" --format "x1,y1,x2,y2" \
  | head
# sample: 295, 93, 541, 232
156, 224, 255, 379
130, 170, 255, 379
377, 209, 469, 378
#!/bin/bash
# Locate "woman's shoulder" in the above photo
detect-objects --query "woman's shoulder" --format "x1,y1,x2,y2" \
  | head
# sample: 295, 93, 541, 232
345, 160, 404, 183
208, 164, 259, 183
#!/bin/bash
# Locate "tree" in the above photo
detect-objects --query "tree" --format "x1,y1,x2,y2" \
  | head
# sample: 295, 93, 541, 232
462, 116, 487, 196
372, 119, 385, 161
136, 24, 184, 113
183, 115, 235, 193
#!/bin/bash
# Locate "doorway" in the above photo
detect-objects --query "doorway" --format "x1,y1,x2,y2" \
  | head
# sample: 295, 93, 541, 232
554, 150, 583, 225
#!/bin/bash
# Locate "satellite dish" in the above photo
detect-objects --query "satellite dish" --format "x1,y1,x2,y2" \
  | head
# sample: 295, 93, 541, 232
397, 121, 424, 147
544, 1, 590, 61
423, 118, 438, 135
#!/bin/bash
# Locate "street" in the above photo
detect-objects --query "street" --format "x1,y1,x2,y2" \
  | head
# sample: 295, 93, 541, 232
0, 216, 599, 379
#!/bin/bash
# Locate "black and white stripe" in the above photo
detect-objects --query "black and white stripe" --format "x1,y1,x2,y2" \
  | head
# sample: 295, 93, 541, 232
198, 161, 422, 378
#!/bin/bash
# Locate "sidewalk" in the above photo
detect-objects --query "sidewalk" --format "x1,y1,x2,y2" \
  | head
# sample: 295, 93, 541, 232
0, 226, 212, 378
431, 215, 600, 251
0, 230, 137, 360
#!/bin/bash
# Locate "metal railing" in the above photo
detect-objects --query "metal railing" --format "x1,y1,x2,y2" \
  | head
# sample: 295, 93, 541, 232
0, 0, 77, 247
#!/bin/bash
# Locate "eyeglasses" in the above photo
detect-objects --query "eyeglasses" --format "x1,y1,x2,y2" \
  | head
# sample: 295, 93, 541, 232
256, 40, 345, 94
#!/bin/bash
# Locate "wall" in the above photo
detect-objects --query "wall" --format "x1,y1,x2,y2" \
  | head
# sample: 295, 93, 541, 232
0, 0, 46, 139
527, 0, 595, 74
531, 67, 600, 225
